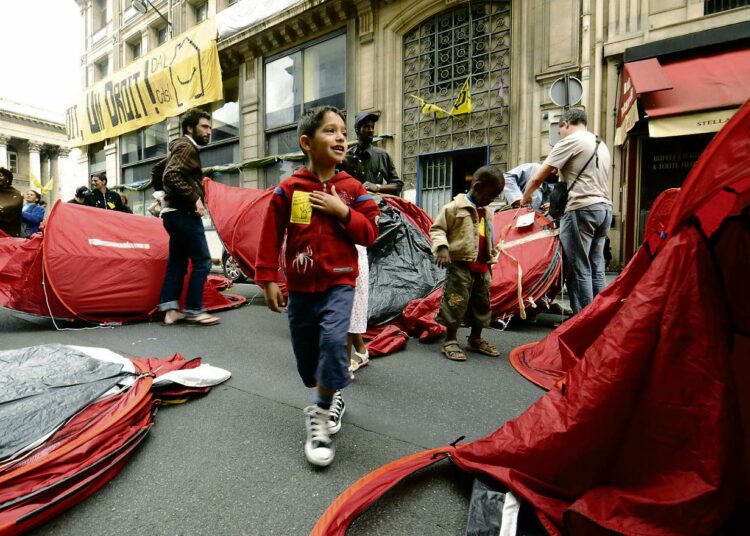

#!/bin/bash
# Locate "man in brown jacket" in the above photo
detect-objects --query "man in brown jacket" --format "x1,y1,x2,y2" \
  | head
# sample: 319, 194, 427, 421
158, 108, 219, 326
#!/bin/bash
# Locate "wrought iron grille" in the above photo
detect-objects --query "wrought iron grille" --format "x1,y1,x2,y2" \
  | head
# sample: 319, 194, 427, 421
402, 2, 511, 192
704, 0, 750, 14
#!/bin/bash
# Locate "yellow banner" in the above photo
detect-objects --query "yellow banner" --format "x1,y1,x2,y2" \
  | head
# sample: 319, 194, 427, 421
65, 19, 223, 147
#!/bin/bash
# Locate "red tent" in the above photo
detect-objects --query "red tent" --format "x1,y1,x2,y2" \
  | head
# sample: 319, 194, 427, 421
311, 100, 750, 535
205, 180, 561, 355
0, 202, 244, 323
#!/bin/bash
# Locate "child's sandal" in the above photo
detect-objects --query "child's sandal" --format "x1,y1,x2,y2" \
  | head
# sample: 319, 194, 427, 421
466, 338, 501, 357
442, 341, 466, 361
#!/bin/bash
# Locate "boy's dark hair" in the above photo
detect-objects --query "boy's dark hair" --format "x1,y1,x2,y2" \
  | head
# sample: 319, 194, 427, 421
0, 167, 13, 185
297, 105, 346, 151
472, 165, 504, 189
560, 107, 587, 126
182, 108, 211, 135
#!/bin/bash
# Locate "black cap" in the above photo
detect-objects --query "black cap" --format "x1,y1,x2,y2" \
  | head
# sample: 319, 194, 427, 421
354, 111, 380, 132
76, 186, 89, 197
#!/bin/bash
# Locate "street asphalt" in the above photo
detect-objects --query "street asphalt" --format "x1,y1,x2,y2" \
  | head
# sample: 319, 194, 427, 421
2, 283, 558, 536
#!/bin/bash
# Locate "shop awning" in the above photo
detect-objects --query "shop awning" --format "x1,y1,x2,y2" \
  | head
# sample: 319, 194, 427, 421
615, 47, 750, 143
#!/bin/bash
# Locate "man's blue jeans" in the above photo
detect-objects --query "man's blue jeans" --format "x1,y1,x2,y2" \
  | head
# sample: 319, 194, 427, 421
158, 210, 212, 316
559, 203, 613, 314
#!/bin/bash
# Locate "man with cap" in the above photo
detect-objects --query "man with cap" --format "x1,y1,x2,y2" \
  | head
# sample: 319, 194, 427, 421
67, 186, 89, 205
349, 112, 403, 196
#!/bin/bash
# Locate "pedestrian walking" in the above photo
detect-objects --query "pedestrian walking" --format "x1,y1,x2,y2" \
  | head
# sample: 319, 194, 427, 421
255, 105, 380, 467
157, 108, 219, 327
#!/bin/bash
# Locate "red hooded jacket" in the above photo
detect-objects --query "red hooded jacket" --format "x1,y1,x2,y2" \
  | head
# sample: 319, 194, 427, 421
255, 167, 380, 293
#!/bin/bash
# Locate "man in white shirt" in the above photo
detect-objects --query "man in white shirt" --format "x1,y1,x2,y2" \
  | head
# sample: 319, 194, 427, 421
521, 108, 612, 314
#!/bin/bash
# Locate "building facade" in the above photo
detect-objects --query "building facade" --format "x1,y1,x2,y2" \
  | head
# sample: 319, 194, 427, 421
73, 0, 750, 266
0, 98, 80, 206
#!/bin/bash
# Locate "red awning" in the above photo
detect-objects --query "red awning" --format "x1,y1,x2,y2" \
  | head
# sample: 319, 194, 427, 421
641, 47, 750, 118
616, 47, 750, 142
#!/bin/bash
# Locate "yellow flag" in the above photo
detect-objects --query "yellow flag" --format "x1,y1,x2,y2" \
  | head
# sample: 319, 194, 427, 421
409, 94, 448, 118
449, 78, 473, 116
29, 170, 54, 195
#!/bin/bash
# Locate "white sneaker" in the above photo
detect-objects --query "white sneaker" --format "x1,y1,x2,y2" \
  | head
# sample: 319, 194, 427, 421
303, 405, 334, 467
327, 391, 346, 434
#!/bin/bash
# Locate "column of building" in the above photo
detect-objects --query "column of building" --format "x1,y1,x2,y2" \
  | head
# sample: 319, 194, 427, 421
0, 135, 8, 168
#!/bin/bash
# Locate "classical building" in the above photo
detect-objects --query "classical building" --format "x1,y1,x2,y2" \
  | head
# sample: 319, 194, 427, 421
72, 0, 750, 266
0, 98, 80, 205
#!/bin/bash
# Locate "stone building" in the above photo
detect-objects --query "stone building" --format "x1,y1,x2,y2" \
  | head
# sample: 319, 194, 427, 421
0, 98, 79, 205
73, 0, 750, 266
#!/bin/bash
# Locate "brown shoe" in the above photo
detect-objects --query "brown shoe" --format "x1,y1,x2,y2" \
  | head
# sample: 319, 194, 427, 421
442, 340, 466, 361
466, 338, 501, 357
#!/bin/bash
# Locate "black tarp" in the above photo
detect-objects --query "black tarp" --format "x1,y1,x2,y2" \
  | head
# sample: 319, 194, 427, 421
0, 344, 127, 462
367, 200, 445, 326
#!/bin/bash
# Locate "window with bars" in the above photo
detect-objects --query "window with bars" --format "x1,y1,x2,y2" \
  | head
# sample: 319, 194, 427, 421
704, 0, 750, 14
402, 2, 510, 211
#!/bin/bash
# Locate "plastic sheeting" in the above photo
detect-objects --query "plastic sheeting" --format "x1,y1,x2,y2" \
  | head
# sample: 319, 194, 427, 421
0, 344, 126, 462
367, 198, 444, 325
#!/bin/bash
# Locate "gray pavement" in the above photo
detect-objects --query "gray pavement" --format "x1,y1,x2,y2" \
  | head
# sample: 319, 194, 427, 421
2, 284, 555, 535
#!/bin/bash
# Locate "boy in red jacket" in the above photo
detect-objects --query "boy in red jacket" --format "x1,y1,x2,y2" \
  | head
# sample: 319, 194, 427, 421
255, 106, 380, 467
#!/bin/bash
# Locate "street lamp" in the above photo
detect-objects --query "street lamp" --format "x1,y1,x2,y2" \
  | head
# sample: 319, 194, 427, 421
132, 0, 173, 37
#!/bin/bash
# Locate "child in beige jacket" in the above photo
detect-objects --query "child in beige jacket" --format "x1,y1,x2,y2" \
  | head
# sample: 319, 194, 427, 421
429, 166, 504, 361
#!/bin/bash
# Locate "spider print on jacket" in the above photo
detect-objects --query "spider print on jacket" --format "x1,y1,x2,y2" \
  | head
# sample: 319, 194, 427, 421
291, 246, 314, 273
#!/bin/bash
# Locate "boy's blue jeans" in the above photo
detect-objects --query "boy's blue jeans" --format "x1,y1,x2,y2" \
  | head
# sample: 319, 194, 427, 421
287, 285, 355, 392
157, 210, 212, 316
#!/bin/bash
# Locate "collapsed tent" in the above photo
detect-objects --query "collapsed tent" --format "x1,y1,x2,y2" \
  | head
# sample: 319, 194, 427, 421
311, 101, 750, 535
204, 180, 561, 355
0, 344, 230, 535
0, 202, 245, 323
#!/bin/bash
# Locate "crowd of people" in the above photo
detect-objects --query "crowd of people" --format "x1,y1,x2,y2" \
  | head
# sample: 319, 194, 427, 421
1, 103, 612, 469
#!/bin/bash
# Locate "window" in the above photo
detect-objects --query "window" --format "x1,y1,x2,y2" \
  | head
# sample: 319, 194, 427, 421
210, 73, 240, 142
195, 2, 208, 22
704, 0, 750, 14
264, 33, 346, 130
93, 0, 107, 32
157, 26, 168, 45
121, 120, 169, 168
7, 151, 18, 174
94, 57, 109, 82
121, 121, 169, 187
128, 40, 141, 62
89, 141, 106, 176
263, 32, 346, 186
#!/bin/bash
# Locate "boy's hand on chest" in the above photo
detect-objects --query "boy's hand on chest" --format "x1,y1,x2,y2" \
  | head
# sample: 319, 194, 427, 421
309, 185, 350, 221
